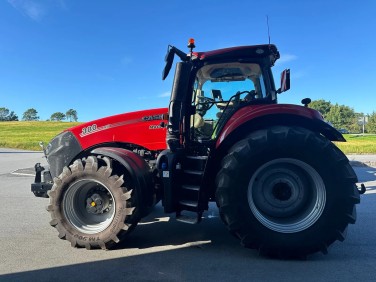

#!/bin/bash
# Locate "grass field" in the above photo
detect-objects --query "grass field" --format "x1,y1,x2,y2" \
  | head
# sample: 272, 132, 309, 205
335, 134, 376, 154
0, 121, 81, 151
0, 122, 376, 154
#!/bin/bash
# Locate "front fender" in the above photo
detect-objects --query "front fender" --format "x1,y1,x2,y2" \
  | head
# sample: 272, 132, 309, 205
46, 131, 82, 179
91, 147, 154, 217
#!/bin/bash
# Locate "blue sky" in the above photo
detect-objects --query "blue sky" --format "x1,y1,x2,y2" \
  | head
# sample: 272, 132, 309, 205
1, 0, 375, 121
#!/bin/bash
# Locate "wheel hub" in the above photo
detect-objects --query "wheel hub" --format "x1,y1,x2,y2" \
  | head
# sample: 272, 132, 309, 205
252, 167, 308, 218
272, 182, 292, 201
247, 158, 326, 233
63, 179, 116, 234
86, 191, 112, 214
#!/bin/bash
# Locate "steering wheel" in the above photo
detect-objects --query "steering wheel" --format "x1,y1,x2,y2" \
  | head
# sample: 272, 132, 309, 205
243, 90, 256, 101
196, 96, 215, 115
198, 96, 215, 103
218, 90, 256, 109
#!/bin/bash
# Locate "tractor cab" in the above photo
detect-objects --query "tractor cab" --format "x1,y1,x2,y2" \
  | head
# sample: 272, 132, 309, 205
191, 61, 272, 141
163, 39, 290, 149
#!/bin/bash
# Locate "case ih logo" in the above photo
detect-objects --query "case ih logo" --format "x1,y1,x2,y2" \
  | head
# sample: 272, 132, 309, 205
142, 114, 163, 121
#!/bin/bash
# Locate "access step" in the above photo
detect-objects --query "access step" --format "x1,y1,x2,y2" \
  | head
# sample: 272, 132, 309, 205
176, 212, 202, 224
179, 200, 199, 208
185, 155, 208, 171
181, 184, 200, 191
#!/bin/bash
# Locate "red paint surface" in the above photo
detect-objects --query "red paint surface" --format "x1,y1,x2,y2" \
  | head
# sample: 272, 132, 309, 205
67, 108, 168, 151
216, 104, 323, 148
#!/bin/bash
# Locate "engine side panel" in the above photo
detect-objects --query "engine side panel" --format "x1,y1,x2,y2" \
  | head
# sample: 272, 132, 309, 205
67, 108, 169, 151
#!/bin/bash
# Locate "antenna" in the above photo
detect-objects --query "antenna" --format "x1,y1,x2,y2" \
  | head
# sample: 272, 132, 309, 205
266, 15, 271, 44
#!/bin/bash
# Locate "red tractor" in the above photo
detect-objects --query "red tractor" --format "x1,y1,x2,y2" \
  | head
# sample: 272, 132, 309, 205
32, 39, 360, 258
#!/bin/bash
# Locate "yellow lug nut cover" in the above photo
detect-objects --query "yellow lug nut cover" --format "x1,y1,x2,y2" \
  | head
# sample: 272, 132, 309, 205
91, 201, 96, 207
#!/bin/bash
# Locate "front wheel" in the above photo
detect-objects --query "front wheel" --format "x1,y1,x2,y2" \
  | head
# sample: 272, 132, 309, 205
47, 155, 140, 249
216, 126, 360, 257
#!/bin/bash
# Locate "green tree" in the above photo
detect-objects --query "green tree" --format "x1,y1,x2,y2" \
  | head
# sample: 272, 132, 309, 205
326, 104, 355, 130
6, 111, 18, 121
309, 99, 332, 118
22, 108, 39, 121
50, 112, 66, 121
349, 112, 364, 134
366, 112, 376, 134
0, 107, 18, 121
66, 109, 78, 122
0, 107, 10, 120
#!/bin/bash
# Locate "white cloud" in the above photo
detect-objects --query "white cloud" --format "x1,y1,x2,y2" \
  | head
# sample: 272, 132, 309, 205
158, 92, 170, 98
7, 0, 46, 21
276, 54, 297, 65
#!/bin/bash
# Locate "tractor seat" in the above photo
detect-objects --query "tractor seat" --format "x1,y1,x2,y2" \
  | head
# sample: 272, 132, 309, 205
191, 113, 205, 128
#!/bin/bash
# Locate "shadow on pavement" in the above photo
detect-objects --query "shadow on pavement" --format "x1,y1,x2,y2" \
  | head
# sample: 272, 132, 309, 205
1, 198, 375, 281
357, 166, 376, 182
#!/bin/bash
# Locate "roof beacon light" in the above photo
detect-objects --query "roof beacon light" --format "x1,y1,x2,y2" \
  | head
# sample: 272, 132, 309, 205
188, 38, 195, 60
188, 38, 195, 49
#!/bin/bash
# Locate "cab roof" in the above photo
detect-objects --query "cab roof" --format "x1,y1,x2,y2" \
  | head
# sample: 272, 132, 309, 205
192, 44, 280, 66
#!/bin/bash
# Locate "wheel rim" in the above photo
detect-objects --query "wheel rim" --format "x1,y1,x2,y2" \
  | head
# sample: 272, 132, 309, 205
63, 179, 116, 234
247, 158, 326, 233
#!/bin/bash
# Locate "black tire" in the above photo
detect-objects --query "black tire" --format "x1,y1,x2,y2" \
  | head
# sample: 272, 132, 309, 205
216, 126, 360, 258
47, 155, 140, 250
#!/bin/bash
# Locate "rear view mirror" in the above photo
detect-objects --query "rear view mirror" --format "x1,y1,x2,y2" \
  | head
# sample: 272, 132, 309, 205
162, 46, 189, 80
162, 47, 175, 80
277, 69, 290, 93
211, 89, 223, 100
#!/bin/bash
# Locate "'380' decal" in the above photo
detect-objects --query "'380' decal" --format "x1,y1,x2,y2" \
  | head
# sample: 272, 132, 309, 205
79, 123, 110, 137
81, 124, 97, 135
79, 121, 164, 137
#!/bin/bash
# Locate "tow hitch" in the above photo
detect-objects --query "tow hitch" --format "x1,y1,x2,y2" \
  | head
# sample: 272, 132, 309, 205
358, 183, 366, 194
31, 163, 53, 198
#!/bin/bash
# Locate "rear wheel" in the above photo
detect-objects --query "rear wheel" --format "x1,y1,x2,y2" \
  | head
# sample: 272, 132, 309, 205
216, 126, 360, 257
47, 155, 139, 249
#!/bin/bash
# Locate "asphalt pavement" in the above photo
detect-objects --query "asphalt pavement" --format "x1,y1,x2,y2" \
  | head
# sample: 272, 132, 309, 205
0, 148, 376, 281
347, 154, 376, 167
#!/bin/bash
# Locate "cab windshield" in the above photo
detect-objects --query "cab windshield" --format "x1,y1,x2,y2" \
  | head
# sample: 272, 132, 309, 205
191, 62, 266, 140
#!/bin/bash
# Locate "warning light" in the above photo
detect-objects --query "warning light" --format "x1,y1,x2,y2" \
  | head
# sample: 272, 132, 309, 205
188, 38, 195, 49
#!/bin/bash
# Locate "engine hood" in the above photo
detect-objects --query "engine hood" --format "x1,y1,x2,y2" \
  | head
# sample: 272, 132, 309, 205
66, 108, 168, 151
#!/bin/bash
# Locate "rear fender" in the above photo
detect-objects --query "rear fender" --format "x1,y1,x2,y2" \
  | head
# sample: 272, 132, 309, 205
215, 113, 345, 154
91, 147, 154, 217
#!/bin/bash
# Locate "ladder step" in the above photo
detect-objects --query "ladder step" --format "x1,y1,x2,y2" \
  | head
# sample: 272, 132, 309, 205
176, 214, 202, 224
184, 170, 204, 176
186, 155, 208, 160
185, 155, 208, 171
179, 200, 199, 208
178, 155, 207, 216
182, 184, 200, 191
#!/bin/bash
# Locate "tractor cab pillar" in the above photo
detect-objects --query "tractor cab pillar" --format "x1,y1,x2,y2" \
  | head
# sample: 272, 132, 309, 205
167, 62, 193, 151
